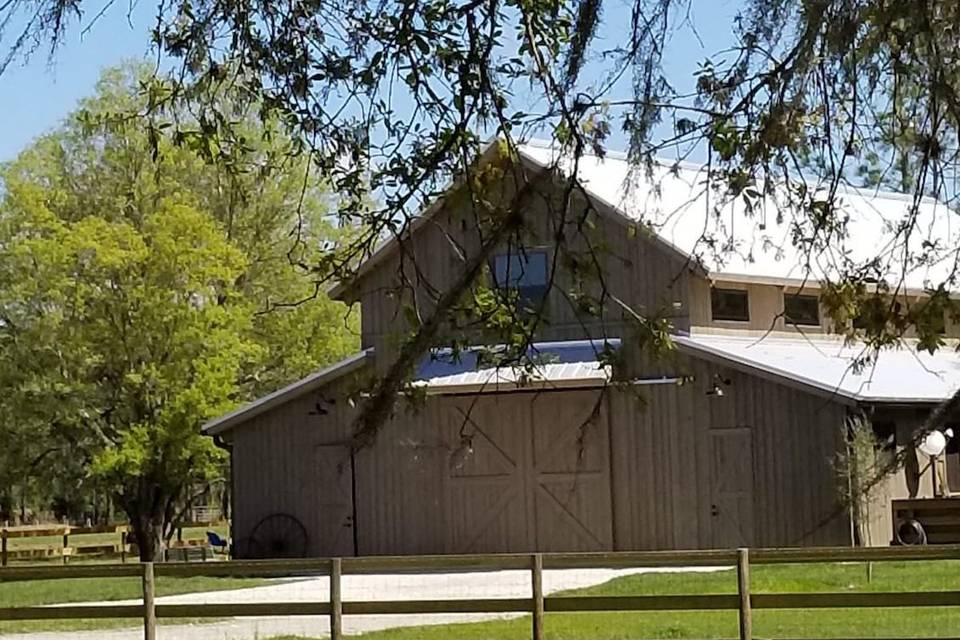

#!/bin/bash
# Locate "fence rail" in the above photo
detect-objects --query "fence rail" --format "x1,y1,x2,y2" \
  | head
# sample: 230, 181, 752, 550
1, 544, 960, 640
0, 522, 226, 565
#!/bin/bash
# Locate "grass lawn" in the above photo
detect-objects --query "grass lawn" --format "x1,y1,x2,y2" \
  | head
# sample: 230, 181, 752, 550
0, 572, 266, 634
270, 560, 960, 640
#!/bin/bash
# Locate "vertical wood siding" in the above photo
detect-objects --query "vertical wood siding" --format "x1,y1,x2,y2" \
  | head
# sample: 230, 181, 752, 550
230, 353, 854, 556
864, 407, 937, 546
353, 170, 694, 360
608, 357, 850, 551
230, 376, 360, 557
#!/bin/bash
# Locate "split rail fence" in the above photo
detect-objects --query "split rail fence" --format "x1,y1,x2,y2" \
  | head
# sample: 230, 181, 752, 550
0, 523, 224, 565
1, 544, 960, 640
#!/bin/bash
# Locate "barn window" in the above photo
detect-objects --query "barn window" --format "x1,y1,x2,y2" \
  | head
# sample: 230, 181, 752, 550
784, 294, 820, 326
946, 424, 959, 455
491, 250, 549, 309
854, 298, 900, 330
711, 288, 749, 322
871, 421, 896, 453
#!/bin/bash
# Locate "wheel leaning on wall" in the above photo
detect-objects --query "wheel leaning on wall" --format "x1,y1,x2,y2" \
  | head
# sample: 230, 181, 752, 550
895, 518, 928, 546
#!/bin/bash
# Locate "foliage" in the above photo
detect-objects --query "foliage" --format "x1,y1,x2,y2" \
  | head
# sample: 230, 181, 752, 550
0, 66, 357, 554
833, 415, 894, 546
5, 1, 960, 445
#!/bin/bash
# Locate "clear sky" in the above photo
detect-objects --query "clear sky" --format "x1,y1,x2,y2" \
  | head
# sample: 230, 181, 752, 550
0, 1, 157, 161
0, 0, 741, 163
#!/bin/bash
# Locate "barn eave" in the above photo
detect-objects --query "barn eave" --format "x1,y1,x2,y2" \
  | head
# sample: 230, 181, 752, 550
203, 349, 374, 436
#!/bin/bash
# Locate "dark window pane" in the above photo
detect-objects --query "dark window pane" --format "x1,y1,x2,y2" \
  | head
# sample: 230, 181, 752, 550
935, 314, 947, 335
492, 250, 548, 308
784, 294, 820, 326
946, 424, 959, 455
854, 297, 897, 330
925, 308, 947, 335
871, 421, 896, 452
711, 288, 749, 322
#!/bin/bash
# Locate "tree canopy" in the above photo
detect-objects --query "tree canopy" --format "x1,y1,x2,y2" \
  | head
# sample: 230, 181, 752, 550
0, 66, 357, 556
3, 0, 960, 448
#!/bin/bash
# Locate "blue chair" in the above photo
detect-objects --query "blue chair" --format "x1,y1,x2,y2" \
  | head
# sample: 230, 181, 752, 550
206, 530, 228, 553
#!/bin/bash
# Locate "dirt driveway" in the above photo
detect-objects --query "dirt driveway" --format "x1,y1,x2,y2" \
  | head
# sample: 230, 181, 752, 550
1, 566, 724, 640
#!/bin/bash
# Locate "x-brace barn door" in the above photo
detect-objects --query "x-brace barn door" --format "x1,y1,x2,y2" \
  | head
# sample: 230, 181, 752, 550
443, 390, 613, 553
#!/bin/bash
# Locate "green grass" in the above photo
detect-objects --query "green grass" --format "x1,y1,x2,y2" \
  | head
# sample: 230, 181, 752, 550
5, 559, 960, 638
0, 573, 266, 634
272, 561, 960, 640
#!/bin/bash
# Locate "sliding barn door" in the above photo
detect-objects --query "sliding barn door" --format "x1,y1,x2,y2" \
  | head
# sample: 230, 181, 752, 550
445, 394, 531, 553
530, 391, 614, 551
444, 391, 613, 553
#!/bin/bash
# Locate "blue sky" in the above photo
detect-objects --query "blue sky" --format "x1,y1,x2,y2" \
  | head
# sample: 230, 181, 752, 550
0, 0, 741, 162
0, 1, 157, 160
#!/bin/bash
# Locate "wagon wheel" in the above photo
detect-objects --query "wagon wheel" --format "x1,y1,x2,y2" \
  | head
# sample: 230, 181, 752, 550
249, 513, 309, 558
231, 536, 263, 560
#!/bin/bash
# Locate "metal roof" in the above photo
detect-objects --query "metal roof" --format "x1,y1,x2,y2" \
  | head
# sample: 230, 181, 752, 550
415, 361, 613, 394
331, 139, 958, 299
414, 339, 620, 393
202, 349, 374, 435
519, 141, 959, 293
674, 332, 960, 404
416, 339, 620, 378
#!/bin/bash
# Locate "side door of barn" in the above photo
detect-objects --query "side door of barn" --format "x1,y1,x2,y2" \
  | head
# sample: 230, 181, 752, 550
709, 428, 756, 548
443, 390, 613, 553
314, 443, 356, 556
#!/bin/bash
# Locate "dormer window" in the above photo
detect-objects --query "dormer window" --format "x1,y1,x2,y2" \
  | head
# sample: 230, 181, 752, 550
711, 288, 749, 322
491, 250, 548, 309
784, 294, 820, 327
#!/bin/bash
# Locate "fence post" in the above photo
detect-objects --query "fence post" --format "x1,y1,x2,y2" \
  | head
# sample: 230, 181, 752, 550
120, 530, 126, 563
531, 553, 544, 640
62, 530, 69, 565
142, 562, 157, 640
736, 548, 752, 640
330, 557, 343, 640
1, 529, 7, 567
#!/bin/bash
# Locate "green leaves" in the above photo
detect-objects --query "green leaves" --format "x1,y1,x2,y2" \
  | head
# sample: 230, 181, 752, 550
0, 65, 357, 547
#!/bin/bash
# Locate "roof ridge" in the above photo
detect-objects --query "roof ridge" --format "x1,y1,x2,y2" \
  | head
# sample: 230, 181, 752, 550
518, 139, 944, 205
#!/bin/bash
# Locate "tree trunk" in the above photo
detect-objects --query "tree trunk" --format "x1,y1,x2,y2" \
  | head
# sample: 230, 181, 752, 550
131, 513, 166, 562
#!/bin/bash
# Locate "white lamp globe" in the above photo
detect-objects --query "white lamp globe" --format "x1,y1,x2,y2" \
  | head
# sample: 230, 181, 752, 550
919, 430, 948, 457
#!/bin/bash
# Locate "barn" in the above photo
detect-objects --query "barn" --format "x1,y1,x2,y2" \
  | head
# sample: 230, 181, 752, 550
204, 141, 960, 557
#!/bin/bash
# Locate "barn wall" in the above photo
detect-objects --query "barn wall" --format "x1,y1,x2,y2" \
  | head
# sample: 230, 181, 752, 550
863, 407, 937, 546
353, 389, 614, 555
229, 375, 361, 558
351, 167, 695, 365
227, 351, 855, 557
689, 275, 960, 338
609, 357, 851, 551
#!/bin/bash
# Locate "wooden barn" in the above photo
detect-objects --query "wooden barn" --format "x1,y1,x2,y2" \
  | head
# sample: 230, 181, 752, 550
204, 141, 960, 557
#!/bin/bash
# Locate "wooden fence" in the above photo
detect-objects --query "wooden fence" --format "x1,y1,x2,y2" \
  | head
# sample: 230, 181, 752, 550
0, 522, 225, 565
1, 545, 960, 640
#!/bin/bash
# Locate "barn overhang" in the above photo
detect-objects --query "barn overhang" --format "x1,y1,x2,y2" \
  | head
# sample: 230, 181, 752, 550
410, 338, 685, 394
413, 338, 620, 394
202, 349, 374, 436
674, 332, 960, 406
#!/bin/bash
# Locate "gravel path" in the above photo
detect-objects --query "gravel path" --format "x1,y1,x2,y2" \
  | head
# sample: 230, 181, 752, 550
2, 566, 724, 640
